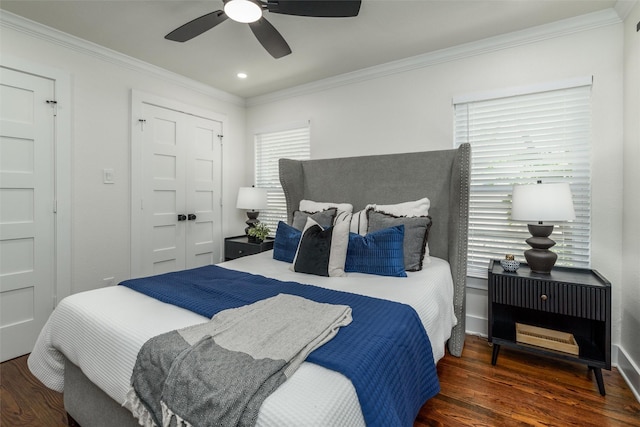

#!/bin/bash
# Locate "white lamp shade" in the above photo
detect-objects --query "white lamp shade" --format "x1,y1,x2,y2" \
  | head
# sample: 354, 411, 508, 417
224, 0, 262, 23
511, 182, 575, 222
236, 187, 268, 210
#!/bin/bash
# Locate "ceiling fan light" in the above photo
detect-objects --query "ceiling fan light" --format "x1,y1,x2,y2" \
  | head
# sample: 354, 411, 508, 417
224, 0, 262, 23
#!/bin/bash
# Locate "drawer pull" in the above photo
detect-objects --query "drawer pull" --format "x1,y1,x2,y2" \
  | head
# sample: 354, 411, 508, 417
238, 250, 244, 254
540, 294, 548, 301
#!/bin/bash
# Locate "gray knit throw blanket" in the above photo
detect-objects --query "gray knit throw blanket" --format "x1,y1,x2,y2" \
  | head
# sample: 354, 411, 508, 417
126, 293, 352, 427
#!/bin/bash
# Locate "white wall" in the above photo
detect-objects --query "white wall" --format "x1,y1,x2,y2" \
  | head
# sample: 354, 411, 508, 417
246, 19, 627, 354
2, 5, 636, 396
621, 2, 640, 397
0, 21, 248, 294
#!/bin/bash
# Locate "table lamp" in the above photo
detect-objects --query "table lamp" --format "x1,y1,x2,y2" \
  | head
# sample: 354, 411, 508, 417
511, 181, 575, 274
236, 187, 268, 235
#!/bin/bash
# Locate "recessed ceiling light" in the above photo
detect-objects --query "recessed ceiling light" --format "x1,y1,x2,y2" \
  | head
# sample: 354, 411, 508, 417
237, 72, 248, 79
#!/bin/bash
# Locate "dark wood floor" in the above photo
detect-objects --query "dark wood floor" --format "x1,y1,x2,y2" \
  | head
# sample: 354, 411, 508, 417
1, 335, 638, 426
418, 336, 640, 426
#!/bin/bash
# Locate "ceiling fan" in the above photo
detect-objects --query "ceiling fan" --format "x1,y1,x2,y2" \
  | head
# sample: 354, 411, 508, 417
165, 0, 362, 59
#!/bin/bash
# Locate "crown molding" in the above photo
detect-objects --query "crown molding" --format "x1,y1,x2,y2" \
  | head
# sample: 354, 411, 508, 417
0, 10, 245, 107
0, 6, 624, 109
247, 8, 622, 107
614, 0, 638, 20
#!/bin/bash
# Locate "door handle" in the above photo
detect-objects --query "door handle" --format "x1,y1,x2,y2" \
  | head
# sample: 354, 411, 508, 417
188, 214, 197, 221
177, 214, 187, 221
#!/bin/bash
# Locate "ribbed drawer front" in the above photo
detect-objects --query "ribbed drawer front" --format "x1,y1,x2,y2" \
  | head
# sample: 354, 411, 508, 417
492, 276, 607, 321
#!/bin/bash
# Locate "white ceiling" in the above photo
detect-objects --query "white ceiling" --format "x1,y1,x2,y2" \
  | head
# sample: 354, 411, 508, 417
0, 0, 620, 98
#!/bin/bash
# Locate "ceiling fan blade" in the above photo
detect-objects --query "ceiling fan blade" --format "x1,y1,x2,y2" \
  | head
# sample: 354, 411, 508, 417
266, 0, 361, 17
165, 10, 228, 42
248, 17, 292, 59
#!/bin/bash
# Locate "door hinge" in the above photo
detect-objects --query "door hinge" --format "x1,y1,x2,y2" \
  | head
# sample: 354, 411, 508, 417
139, 119, 147, 131
46, 99, 58, 116
53, 199, 58, 213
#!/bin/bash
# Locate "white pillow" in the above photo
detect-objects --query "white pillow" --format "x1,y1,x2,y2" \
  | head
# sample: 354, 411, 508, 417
299, 200, 354, 214
375, 198, 430, 217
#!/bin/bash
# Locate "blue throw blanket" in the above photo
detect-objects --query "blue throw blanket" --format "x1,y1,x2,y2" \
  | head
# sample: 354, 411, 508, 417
121, 265, 440, 427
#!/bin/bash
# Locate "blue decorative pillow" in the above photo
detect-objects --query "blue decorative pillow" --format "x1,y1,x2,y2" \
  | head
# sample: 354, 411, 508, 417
273, 221, 301, 263
345, 225, 407, 277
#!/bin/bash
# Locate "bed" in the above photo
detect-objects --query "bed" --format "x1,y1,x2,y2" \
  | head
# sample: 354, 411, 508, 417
28, 145, 470, 427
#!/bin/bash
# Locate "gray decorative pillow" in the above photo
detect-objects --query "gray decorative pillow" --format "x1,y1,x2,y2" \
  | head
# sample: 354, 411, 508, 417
367, 210, 432, 271
292, 208, 337, 231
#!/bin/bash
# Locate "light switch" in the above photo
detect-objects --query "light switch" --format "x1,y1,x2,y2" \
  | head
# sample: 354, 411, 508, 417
103, 168, 115, 184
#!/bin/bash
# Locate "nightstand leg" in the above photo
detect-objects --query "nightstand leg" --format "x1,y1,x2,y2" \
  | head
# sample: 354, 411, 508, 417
491, 344, 500, 365
590, 366, 606, 396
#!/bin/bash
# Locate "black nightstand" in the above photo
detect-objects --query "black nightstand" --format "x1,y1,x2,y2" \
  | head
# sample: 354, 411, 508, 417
224, 235, 274, 261
487, 259, 611, 395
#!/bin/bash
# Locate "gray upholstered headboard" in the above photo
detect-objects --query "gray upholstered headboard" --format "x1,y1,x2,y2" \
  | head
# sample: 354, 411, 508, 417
279, 144, 471, 357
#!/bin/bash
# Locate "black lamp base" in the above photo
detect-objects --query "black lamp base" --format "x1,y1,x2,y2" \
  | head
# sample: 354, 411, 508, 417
244, 211, 259, 236
524, 224, 557, 274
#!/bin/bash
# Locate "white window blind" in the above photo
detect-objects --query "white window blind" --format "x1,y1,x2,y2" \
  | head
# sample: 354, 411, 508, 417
255, 124, 310, 234
454, 85, 592, 278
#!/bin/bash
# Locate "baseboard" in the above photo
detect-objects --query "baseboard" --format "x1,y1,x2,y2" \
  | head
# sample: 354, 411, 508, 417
615, 344, 640, 402
465, 314, 488, 338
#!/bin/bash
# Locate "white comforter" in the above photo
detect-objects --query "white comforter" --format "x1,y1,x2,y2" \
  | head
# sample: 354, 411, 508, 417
28, 252, 457, 427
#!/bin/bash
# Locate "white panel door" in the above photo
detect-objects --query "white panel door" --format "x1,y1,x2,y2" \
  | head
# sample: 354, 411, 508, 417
140, 103, 222, 276
142, 104, 187, 275
0, 67, 55, 361
186, 115, 223, 269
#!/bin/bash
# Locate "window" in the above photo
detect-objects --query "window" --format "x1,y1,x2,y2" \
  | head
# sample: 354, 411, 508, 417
254, 123, 311, 234
454, 82, 592, 278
